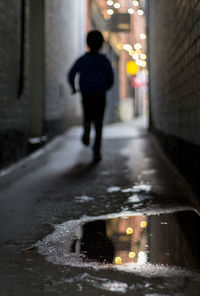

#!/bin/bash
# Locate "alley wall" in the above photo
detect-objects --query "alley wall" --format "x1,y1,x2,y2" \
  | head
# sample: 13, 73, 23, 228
0, 0, 29, 167
0, 0, 84, 168
44, 0, 84, 137
148, 1, 200, 192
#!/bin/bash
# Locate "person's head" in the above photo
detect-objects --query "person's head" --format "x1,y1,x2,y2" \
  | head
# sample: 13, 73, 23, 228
86, 30, 104, 52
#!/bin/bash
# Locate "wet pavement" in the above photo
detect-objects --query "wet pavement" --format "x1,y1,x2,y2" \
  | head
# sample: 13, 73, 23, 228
0, 117, 200, 296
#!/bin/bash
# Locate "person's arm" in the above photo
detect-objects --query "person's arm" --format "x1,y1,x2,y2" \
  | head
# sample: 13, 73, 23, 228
68, 58, 81, 94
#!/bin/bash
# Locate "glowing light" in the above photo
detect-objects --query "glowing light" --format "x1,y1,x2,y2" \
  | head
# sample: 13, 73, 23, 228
140, 54, 147, 60
126, 61, 139, 75
140, 33, 146, 40
115, 256, 122, 264
132, 1, 139, 7
137, 9, 144, 16
129, 251, 136, 258
135, 50, 141, 55
123, 44, 132, 51
136, 59, 146, 67
114, 2, 120, 9
128, 8, 135, 14
117, 43, 124, 50
129, 50, 135, 56
142, 69, 149, 75
134, 43, 142, 50
132, 53, 139, 60
107, 9, 114, 15
138, 251, 148, 264
107, 0, 114, 6
126, 227, 133, 235
140, 220, 147, 228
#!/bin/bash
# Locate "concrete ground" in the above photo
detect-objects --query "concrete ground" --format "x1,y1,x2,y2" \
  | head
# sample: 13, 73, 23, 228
0, 117, 200, 296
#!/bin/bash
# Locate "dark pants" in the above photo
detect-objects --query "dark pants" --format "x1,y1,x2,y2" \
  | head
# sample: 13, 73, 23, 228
82, 93, 106, 154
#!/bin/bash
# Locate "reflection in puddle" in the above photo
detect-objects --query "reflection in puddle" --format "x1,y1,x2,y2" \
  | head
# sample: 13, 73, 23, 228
71, 215, 149, 265
72, 211, 200, 269
36, 210, 200, 276
71, 220, 114, 263
102, 281, 128, 293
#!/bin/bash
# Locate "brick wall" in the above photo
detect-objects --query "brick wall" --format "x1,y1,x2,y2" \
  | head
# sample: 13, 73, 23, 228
0, 0, 29, 167
0, 0, 85, 168
148, 0, 200, 193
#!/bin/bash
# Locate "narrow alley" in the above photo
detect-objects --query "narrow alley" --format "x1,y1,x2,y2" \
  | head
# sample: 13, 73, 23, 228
1, 0, 200, 295
0, 118, 200, 295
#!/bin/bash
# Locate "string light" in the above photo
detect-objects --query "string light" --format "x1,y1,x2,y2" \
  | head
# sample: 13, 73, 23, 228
129, 50, 135, 56
106, 0, 145, 19
132, 1, 139, 7
126, 227, 133, 235
107, 9, 114, 15
105, 0, 147, 65
140, 54, 147, 60
123, 44, 132, 51
115, 257, 122, 264
134, 43, 142, 50
129, 251, 136, 258
140, 33, 146, 40
132, 53, 139, 60
136, 59, 146, 67
107, 0, 114, 6
128, 8, 135, 14
114, 2, 120, 9
137, 9, 144, 16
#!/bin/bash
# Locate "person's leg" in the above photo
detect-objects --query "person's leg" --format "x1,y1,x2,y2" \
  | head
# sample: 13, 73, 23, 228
93, 94, 106, 161
82, 121, 91, 146
82, 95, 93, 146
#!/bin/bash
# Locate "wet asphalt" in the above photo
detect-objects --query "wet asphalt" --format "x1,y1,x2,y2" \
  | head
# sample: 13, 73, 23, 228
0, 118, 200, 296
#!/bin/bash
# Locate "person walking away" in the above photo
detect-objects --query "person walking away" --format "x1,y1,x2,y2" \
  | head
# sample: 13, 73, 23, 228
68, 30, 114, 162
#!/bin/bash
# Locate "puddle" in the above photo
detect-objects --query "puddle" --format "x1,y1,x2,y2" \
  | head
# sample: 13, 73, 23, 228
74, 195, 94, 203
102, 281, 128, 293
36, 209, 200, 277
121, 183, 152, 194
107, 183, 152, 195
107, 186, 121, 193
127, 194, 151, 203
142, 169, 157, 175
132, 183, 152, 193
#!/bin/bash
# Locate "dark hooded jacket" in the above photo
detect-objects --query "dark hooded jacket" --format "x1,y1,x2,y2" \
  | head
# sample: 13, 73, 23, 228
68, 52, 114, 95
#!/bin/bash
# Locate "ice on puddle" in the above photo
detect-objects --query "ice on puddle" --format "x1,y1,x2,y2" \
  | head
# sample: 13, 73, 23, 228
127, 194, 152, 204
74, 195, 94, 203
102, 281, 128, 293
132, 183, 152, 193
121, 188, 133, 193
121, 183, 152, 194
107, 186, 121, 193
128, 194, 141, 203
142, 169, 157, 175
145, 294, 170, 296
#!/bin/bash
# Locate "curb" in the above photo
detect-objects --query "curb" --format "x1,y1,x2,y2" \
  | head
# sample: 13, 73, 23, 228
0, 135, 64, 179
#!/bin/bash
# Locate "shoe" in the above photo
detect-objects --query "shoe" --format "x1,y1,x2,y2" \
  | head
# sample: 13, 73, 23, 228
93, 152, 102, 163
82, 133, 90, 146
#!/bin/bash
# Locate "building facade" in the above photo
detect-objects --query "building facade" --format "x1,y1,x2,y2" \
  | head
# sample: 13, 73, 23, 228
0, 0, 85, 167
148, 0, 200, 193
